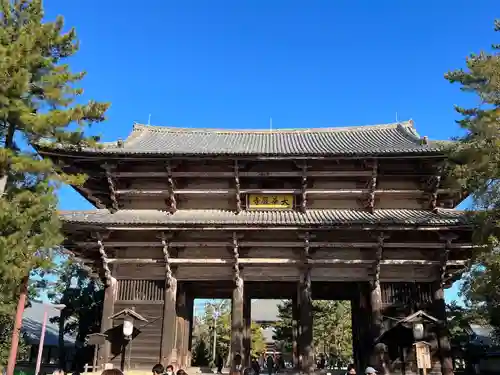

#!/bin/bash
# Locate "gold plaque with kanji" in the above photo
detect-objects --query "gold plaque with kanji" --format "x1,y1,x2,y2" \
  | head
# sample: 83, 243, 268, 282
247, 194, 294, 210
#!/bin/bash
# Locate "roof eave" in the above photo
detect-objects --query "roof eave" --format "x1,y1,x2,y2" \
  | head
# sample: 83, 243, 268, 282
38, 147, 449, 160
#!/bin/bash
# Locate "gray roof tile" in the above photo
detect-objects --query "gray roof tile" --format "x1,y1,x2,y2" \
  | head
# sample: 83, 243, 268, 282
70, 121, 445, 156
59, 208, 469, 227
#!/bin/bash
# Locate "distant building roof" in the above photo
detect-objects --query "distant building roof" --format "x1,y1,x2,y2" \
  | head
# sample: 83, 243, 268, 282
251, 300, 282, 322
22, 301, 76, 347
469, 323, 495, 346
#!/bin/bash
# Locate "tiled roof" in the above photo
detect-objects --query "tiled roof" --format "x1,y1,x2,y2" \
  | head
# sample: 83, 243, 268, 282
251, 299, 282, 322
59, 208, 469, 227
55, 121, 446, 156
23, 301, 76, 346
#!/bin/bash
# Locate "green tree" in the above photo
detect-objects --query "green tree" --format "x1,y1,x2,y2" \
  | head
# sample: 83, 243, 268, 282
444, 19, 500, 338
46, 258, 104, 371
314, 301, 352, 365
0, 0, 109, 368
198, 300, 268, 363
251, 322, 266, 357
273, 300, 353, 365
0, 183, 60, 368
192, 338, 210, 366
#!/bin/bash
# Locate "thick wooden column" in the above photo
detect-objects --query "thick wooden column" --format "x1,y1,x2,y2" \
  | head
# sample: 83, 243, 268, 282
243, 295, 252, 367
176, 285, 187, 368
298, 268, 313, 374
160, 235, 178, 366
292, 296, 299, 369
231, 232, 244, 371
434, 234, 456, 375
298, 232, 314, 374
369, 233, 388, 374
184, 295, 194, 367
96, 234, 117, 368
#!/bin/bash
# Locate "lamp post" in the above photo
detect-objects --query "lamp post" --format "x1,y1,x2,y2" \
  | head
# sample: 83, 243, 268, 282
210, 300, 226, 363
35, 303, 66, 375
109, 308, 148, 372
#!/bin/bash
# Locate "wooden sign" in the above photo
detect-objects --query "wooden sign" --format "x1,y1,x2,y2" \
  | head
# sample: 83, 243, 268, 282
247, 194, 294, 210
414, 341, 431, 372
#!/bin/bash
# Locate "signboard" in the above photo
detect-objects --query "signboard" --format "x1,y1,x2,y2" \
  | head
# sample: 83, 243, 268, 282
414, 341, 431, 371
247, 194, 294, 210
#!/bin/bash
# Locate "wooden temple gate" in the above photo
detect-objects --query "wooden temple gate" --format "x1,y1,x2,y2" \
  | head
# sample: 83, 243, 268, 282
42, 121, 473, 375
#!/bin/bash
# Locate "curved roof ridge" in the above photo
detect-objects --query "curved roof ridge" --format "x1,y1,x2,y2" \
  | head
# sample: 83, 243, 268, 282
130, 120, 415, 135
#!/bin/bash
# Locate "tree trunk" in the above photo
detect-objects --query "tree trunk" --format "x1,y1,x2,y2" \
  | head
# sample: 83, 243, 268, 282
6, 277, 29, 375
59, 310, 67, 370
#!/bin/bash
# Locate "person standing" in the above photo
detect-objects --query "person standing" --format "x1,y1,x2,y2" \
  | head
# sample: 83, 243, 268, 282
216, 353, 224, 374
266, 354, 274, 375
251, 357, 260, 375
345, 364, 356, 375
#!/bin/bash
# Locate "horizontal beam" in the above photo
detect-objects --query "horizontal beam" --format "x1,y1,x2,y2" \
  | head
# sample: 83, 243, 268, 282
72, 241, 477, 250
69, 225, 472, 232
106, 257, 468, 266
113, 170, 375, 178
114, 188, 455, 196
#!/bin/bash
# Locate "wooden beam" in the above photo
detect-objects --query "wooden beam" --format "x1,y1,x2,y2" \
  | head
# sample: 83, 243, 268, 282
74, 186, 107, 209
110, 170, 456, 179
112, 170, 375, 178
105, 257, 468, 266
72, 240, 477, 250
113, 188, 457, 196
102, 163, 119, 212
74, 225, 472, 232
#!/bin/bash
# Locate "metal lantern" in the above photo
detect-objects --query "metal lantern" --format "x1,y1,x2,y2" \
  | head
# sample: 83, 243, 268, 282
123, 315, 134, 339
412, 322, 425, 340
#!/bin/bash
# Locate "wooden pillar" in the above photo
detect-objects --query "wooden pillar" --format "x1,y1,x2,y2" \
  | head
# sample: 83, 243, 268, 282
231, 232, 244, 371
160, 235, 178, 367
435, 234, 456, 375
243, 295, 252, 368
298, 267, 313, 374
351, 294, 361, 372
95, 234, 116, 369
184, 295, 194, 368
176, 285, 187, 368
97, 276, 116, 367
369, 233, 388, 374
231, 279, 244, 370
292, 296, 299, 369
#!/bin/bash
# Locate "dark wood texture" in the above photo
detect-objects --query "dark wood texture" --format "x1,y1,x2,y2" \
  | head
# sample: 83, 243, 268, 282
110, 303, 164, 369
298, 268, 314, 374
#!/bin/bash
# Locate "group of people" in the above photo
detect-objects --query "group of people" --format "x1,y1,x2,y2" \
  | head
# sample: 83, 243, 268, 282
97, 363, 187, 375
345, 364, 378, 375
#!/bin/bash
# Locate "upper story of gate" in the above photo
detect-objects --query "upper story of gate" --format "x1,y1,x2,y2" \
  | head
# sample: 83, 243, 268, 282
38, 120, 466, 212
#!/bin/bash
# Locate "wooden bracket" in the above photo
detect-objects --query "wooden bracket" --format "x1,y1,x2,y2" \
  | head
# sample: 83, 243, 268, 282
101, 163, 119, 212
165, 161, 177, 213
160, 232, 176, 287
358, 159, 378, 213
234, 160, 242, 213
232, 231, 242, 286
438, 232, 458, 288
301, 161, 308, 213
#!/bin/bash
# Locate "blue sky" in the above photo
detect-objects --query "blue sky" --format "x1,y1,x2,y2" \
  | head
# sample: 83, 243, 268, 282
43, 0, 497, 304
